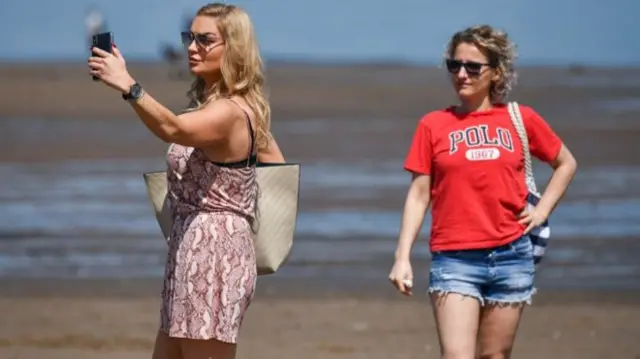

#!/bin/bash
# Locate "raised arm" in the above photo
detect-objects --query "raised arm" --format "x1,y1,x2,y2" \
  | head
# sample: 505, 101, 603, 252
88, 46, 238, 148
125, 87, 237, 147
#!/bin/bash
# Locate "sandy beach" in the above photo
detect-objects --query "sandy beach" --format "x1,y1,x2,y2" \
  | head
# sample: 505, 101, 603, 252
1, 61, 640, 358
1, 278, 639, 359
2, 62, 640, 168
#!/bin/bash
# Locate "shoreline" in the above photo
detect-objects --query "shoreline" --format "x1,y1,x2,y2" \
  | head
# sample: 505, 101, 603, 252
2, 62, 640, 167
4, 58, 640, 69
1, 61, 640, 359
2, 116, 640, 166
2, 277, 640, 305
1, 236, 639, 292
3, 62, 640, 121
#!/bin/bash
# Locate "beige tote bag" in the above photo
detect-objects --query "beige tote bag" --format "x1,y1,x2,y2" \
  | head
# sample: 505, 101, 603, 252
143, 163, 301, 275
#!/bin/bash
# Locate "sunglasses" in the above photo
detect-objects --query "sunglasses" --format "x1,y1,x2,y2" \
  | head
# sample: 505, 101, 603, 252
445, 59, 490, 77
181, 31, 220, 48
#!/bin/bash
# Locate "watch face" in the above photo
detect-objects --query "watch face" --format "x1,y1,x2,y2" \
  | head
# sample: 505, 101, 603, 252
130, 84, 143, 98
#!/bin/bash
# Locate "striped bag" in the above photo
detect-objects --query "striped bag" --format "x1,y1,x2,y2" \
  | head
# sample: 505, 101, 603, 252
507, 102, 551, 264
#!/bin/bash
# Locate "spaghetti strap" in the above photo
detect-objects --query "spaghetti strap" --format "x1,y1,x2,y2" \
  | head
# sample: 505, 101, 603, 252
227, 98, 256, 165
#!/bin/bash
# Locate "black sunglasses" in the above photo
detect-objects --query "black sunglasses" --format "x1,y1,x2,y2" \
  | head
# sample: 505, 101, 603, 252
181, 31, 219, 48
445, 59, 490, 77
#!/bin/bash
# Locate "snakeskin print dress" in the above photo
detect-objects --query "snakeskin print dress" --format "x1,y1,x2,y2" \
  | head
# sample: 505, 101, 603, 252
159, 115, 258, 343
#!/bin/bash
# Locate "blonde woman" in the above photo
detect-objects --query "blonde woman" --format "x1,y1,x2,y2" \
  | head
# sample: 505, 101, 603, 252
88, 3, 284, 359
389, 25, 577, 359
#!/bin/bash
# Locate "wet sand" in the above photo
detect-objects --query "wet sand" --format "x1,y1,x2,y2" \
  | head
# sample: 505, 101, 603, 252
1, 62, 640, 358
1, 278, 640, 359
2, 61, 640, 121
2, 62, 640, 167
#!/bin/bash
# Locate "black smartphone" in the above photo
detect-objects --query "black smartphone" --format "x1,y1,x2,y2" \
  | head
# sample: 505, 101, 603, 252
91, 32, 113, 81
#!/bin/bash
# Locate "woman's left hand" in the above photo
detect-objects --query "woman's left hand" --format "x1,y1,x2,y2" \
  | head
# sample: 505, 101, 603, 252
518, 207, 548, 234
88, 46, 135, 93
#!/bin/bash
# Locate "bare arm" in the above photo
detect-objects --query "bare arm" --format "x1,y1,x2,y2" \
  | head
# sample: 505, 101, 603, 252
126, 87, 238, 147
535, 144, 578, 218
257, 135, 285, 163
395, 173, 432, 260
88, 47, 236, 147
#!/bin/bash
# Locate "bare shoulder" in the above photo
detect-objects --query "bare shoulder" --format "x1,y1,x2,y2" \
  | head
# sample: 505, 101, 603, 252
227, 96, 256, 121
198, 98, 239, 121
175, 98, 245, 134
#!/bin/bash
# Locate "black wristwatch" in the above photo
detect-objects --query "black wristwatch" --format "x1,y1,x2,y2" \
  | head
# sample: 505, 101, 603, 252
122, 82, 144, 101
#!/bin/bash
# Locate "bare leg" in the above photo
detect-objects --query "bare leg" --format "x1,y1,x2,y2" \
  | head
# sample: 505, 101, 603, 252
180, 337, 237, 359
476, 303, 525, 359
151, 330, 183, 359
431, 292, 482, 359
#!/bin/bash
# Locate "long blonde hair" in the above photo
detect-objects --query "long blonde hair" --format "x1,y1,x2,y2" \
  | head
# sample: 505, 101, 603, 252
445, 25, 518, 103
186, 3, 271, 150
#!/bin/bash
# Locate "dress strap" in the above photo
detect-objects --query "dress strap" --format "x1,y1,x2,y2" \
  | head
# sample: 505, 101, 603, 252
227, 98, 256, 167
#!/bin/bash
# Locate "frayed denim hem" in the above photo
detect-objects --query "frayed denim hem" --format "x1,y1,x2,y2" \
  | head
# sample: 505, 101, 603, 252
485, 287, 538, 307
428, 287, 538, 307
428, 287, 485, 306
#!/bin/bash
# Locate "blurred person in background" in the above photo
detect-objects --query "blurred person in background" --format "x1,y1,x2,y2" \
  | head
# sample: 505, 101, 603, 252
389, 25, 577, 359
84, 5, 107, 48
88, 3, 284, 359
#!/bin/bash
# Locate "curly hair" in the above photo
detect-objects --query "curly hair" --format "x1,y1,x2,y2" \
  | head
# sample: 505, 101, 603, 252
445, 25, 518, 102
185, 3, 271, 150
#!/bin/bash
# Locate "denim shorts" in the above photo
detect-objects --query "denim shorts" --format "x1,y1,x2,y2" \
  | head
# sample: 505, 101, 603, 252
428, 236, 536, 306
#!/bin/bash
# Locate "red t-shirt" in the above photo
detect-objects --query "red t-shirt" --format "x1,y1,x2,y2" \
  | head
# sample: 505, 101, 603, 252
404, 104, 562, 252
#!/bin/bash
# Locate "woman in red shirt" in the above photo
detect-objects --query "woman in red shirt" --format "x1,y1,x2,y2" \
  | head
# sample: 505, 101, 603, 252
389, 25, 577, 359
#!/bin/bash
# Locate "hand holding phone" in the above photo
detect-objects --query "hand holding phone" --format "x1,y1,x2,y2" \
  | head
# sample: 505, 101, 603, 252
91, 32, 113, 81
88, 33, 135, 94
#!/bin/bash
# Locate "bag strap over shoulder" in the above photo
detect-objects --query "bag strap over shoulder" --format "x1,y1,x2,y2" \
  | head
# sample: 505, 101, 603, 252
507, 102, 539, 195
